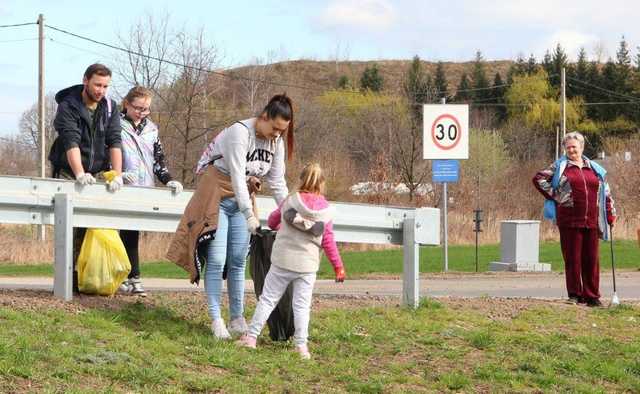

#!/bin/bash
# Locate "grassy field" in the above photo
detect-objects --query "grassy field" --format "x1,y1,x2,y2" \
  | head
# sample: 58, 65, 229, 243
1, 291, 639, 392
1, 240, 638, 280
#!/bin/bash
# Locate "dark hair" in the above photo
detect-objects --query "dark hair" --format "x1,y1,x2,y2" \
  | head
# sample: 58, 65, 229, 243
262, 94, 294, 161
84, 63, 112, 80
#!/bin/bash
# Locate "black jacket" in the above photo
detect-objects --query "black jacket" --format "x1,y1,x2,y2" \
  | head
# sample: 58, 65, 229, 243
49, 85, 122, 175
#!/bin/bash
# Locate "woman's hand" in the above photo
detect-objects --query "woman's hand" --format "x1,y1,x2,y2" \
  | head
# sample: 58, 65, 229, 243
608, 215, 616, 227
167, 180, 183, 194
246, 215, 260, 234
334, 266, 346, 283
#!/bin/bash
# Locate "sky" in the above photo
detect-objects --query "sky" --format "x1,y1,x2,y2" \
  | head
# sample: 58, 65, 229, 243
1, 0, 639, 136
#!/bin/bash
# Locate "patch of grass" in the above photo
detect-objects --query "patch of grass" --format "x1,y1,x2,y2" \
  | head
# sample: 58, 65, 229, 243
2, 295, 640, 392
2, 240, 639, 279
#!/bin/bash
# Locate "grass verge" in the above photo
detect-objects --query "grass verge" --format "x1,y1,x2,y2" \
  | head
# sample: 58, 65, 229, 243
2, 240, 638, 280
0, 291, 639, 392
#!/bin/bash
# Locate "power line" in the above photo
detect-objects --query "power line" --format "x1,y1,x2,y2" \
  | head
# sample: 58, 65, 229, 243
45, 23, 320, 92
45, 23, 523, 98
0, 22, 37, 28
48, 37, 107, 58
0, 38, 38, 43
567, 76, 640, 103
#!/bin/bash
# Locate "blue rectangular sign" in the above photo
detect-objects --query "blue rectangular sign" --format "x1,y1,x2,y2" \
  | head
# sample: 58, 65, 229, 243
432, 160, 459, 183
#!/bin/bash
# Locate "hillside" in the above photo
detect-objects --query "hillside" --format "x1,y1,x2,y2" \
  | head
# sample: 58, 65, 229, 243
226, 59, 515, 97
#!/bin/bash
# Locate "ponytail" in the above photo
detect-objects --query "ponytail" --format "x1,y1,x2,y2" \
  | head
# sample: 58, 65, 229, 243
262, 93, 294, 161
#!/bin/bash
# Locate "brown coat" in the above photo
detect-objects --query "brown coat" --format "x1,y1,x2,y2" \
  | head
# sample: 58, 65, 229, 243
166, 166, 259, 284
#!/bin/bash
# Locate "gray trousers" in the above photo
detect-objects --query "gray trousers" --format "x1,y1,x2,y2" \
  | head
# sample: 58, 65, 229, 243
247, 265, 316, 346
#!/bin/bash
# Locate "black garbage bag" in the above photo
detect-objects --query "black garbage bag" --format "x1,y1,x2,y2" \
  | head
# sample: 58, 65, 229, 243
249, 229, 295, 341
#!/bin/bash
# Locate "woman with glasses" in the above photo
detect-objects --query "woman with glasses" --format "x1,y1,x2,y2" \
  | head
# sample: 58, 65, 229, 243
168, 94, 294, 339
119, 86, 183, 296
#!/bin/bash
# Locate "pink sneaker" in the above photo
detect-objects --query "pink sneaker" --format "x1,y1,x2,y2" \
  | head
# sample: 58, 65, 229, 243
295, 344, 311, 360
236, 334, 257, 349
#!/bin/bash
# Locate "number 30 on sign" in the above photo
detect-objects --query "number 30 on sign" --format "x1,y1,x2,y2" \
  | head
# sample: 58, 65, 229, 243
423, 104, 469, 160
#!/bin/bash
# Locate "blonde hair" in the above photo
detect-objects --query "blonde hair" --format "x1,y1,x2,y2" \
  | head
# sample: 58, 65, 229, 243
298, 163, 325, 194
122, 86, 152, 108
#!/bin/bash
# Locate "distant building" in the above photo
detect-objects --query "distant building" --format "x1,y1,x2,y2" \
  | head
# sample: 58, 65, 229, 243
349, 182, 433, 196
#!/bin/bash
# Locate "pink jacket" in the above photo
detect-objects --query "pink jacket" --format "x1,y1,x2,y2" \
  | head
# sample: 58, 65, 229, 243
268, 192, 343, 270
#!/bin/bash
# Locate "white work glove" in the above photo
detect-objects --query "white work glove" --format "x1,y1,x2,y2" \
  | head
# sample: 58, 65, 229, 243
122, 172, 138, 184
166, 180, 183, 194
75, 172, 96, 186
107, 175, 124, 192
246, 215, 260, 235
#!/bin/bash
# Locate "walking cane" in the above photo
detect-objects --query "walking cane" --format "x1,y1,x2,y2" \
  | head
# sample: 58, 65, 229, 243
610, 226, 620, 306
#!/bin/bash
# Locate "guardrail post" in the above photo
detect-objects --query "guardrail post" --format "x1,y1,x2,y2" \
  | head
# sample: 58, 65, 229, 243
402, 217, 419, 308
53, 193, 73, 301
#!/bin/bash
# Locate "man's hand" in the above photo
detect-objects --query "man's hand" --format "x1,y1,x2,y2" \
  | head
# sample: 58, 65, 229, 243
107, 175, 124, 192
334, 266, 346, 283
167, 180, 183, 194
247, 215, 260, 235
75, 172, 96, 186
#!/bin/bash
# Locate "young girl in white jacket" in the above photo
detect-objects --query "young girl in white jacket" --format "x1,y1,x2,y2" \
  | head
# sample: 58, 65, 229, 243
237, 163, 346, 359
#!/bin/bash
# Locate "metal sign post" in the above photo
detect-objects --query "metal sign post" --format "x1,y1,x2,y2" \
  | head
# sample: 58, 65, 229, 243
473, 209, 483, 272
424, 103, 468, 272
432, 159, 459, 271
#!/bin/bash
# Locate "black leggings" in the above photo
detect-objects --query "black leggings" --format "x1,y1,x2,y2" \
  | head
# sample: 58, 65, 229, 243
119, 230, 140, 279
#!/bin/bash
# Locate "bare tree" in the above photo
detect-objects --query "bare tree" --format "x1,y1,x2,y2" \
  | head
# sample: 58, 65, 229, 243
232, 52, 277, 113
17, 94, 57, 176
116, 11, 172, 93
0, 136, 39, 176
116, 15, 232, 187
158, 29, 225, 185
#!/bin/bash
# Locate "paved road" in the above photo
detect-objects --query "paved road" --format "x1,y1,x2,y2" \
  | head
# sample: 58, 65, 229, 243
1, 271, 639, 300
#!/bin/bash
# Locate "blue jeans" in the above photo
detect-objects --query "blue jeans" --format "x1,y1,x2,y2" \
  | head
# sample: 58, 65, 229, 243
205, 197, 250, 321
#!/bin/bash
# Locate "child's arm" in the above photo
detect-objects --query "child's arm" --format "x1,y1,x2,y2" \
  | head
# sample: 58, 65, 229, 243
267, 201, 284, 230
321, 221, 345, 282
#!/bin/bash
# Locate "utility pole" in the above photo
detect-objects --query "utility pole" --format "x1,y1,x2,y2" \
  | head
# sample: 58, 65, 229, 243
440, 96, 448, 272
38, 13, 46, 241
561, 67, 566, 139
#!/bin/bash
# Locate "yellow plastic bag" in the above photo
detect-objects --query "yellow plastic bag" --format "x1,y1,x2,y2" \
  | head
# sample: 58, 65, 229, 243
77, 229, 131, 296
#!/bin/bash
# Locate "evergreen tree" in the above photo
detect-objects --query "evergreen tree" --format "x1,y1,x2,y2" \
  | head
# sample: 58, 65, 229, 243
434, 61, 449, 101
551, 43, 568, 87
585, 60, 601, 119
568, 47, 589, 98
615, 36, 632, 93
599, 59, 618, 120
492, 72, 507, 121
526, 54, 538, 75
542, 50, 554, 81
575, 48, 589, 83
403, 56, 431, 104
403, 55, 432, 120
471, 51, 490, 101
360, 63, 384, 92
337, 75, 351, 90
507, 54, 527, 85
454, 72, 472, 102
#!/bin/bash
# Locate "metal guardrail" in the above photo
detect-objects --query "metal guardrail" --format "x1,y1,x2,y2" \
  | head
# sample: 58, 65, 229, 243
0, 175, 440, 307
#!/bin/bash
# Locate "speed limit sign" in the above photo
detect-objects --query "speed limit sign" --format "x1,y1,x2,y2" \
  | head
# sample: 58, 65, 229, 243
423, 104, 469, 159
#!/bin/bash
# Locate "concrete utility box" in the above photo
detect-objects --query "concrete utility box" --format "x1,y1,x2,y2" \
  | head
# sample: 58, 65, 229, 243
489, 220, 551, 272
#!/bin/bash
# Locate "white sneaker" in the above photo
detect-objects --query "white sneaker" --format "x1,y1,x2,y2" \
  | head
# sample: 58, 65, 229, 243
118, 279, 131, 294
228, 316, 249, 336
211, 318, 231, 340
295, 344, 311, 360
129, 277, 147, 297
